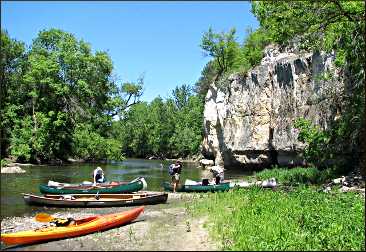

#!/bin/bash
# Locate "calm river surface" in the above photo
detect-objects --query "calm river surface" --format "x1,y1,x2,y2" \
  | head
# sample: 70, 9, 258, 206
1, 159, 252, 218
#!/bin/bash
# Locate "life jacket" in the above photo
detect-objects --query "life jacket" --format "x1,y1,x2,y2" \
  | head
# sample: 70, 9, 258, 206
95, 173, 105, 182
51, 217, 75, 227
168, 164, 175, 175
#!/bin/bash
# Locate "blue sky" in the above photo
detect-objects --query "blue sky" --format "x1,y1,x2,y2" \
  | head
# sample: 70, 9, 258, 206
1, 1, 259, 102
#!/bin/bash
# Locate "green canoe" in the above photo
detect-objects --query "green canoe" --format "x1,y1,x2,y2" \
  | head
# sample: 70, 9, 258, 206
162, 181, 230, 192
39, 178, 147, 194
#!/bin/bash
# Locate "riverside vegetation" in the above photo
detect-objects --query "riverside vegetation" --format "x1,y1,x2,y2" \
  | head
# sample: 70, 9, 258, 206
1, 1, 365, 251
1, 30, 204, 164
186, 167, 365, 251
1, 1, 364, 171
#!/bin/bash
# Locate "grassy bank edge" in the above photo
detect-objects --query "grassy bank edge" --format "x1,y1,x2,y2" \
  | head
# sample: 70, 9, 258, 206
185, 167, 365, 251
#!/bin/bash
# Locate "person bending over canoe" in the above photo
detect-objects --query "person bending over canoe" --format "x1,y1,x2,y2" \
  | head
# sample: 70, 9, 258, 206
93, 167, 106, 185
169, 161, 182, 193
210, 166, 224, 184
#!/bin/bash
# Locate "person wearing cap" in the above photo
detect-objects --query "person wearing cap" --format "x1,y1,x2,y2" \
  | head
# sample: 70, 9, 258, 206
93, 166, 106, 185
171, 160, 182, 193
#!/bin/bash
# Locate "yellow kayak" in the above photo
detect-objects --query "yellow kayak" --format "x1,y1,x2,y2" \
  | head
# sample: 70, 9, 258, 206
1, 206, 144, 245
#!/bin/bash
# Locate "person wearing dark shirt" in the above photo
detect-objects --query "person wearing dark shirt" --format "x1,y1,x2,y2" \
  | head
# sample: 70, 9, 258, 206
171, 160, 182, 192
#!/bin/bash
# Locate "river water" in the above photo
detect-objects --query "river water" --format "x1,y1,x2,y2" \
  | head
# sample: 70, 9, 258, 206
0, 159, 252, 218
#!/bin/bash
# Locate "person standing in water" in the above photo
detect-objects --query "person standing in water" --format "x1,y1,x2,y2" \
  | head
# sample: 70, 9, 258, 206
169, 160, 182, 193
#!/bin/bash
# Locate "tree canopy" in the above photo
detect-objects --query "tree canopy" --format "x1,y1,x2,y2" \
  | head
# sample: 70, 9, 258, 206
114, 84, 204, 159
1, 29, 144, 163
1, 29, 204, 163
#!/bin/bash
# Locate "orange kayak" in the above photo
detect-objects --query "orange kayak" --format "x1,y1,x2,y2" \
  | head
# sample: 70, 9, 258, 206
1, 206, 144, 245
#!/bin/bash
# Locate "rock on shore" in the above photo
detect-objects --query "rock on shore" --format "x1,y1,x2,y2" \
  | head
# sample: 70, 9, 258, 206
1, 166, 26, 174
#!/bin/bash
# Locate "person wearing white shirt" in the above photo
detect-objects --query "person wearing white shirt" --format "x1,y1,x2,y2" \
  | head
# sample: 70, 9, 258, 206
210, 166, 224, 184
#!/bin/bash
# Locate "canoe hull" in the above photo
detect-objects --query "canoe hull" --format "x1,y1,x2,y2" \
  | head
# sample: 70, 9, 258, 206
163, 182, 230, 192
23, 193, 168, 207
0, 206, 144, 245
39, 179, 145, 194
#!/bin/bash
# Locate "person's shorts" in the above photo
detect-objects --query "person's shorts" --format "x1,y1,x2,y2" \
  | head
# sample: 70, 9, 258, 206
97, 178, 106, 183
172, 174, 180, 182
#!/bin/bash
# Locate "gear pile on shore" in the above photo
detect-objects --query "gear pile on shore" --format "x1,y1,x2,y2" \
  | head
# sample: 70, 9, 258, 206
322, 168, 365, 196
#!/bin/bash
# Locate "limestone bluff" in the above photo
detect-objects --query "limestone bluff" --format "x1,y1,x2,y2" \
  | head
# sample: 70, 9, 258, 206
202, 44, 344, 168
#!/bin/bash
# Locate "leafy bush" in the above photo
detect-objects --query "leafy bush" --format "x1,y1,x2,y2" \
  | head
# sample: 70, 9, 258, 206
253, 166, 337, 185
294, 118, 332, 168
72, 124, 123, 161
294, 116, 363, 173
237, 27, 272, 73
0, 159, 10, 167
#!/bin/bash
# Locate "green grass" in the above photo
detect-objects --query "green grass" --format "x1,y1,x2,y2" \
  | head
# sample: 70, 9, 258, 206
187, 187, 365, 251
250, 166, 337, 186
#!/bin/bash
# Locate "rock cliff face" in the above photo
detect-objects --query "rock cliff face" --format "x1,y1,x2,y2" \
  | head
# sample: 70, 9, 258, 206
202, 45, 344, 168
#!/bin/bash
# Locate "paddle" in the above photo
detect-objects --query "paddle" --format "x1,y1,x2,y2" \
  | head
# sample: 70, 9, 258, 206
35, 213, 75, 226
35, 212, 55, 222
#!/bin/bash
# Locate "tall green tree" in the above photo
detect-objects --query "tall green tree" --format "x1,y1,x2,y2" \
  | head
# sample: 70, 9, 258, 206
169, 85, 204, 157
240, 27, 272, 70
0, 30, 26, 159
200, 27, 241, 76
118, 102, 150, 157
197, 26, 272, 96
146, 97, 174, 157
114, 84, 204, 159
2, 28, 143, 163
194, 60, 217, 97
14, 28, 119, 162
108, 75, 144, 119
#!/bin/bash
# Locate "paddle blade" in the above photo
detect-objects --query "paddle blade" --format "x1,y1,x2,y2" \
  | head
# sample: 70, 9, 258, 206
35, 213, 55, 222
